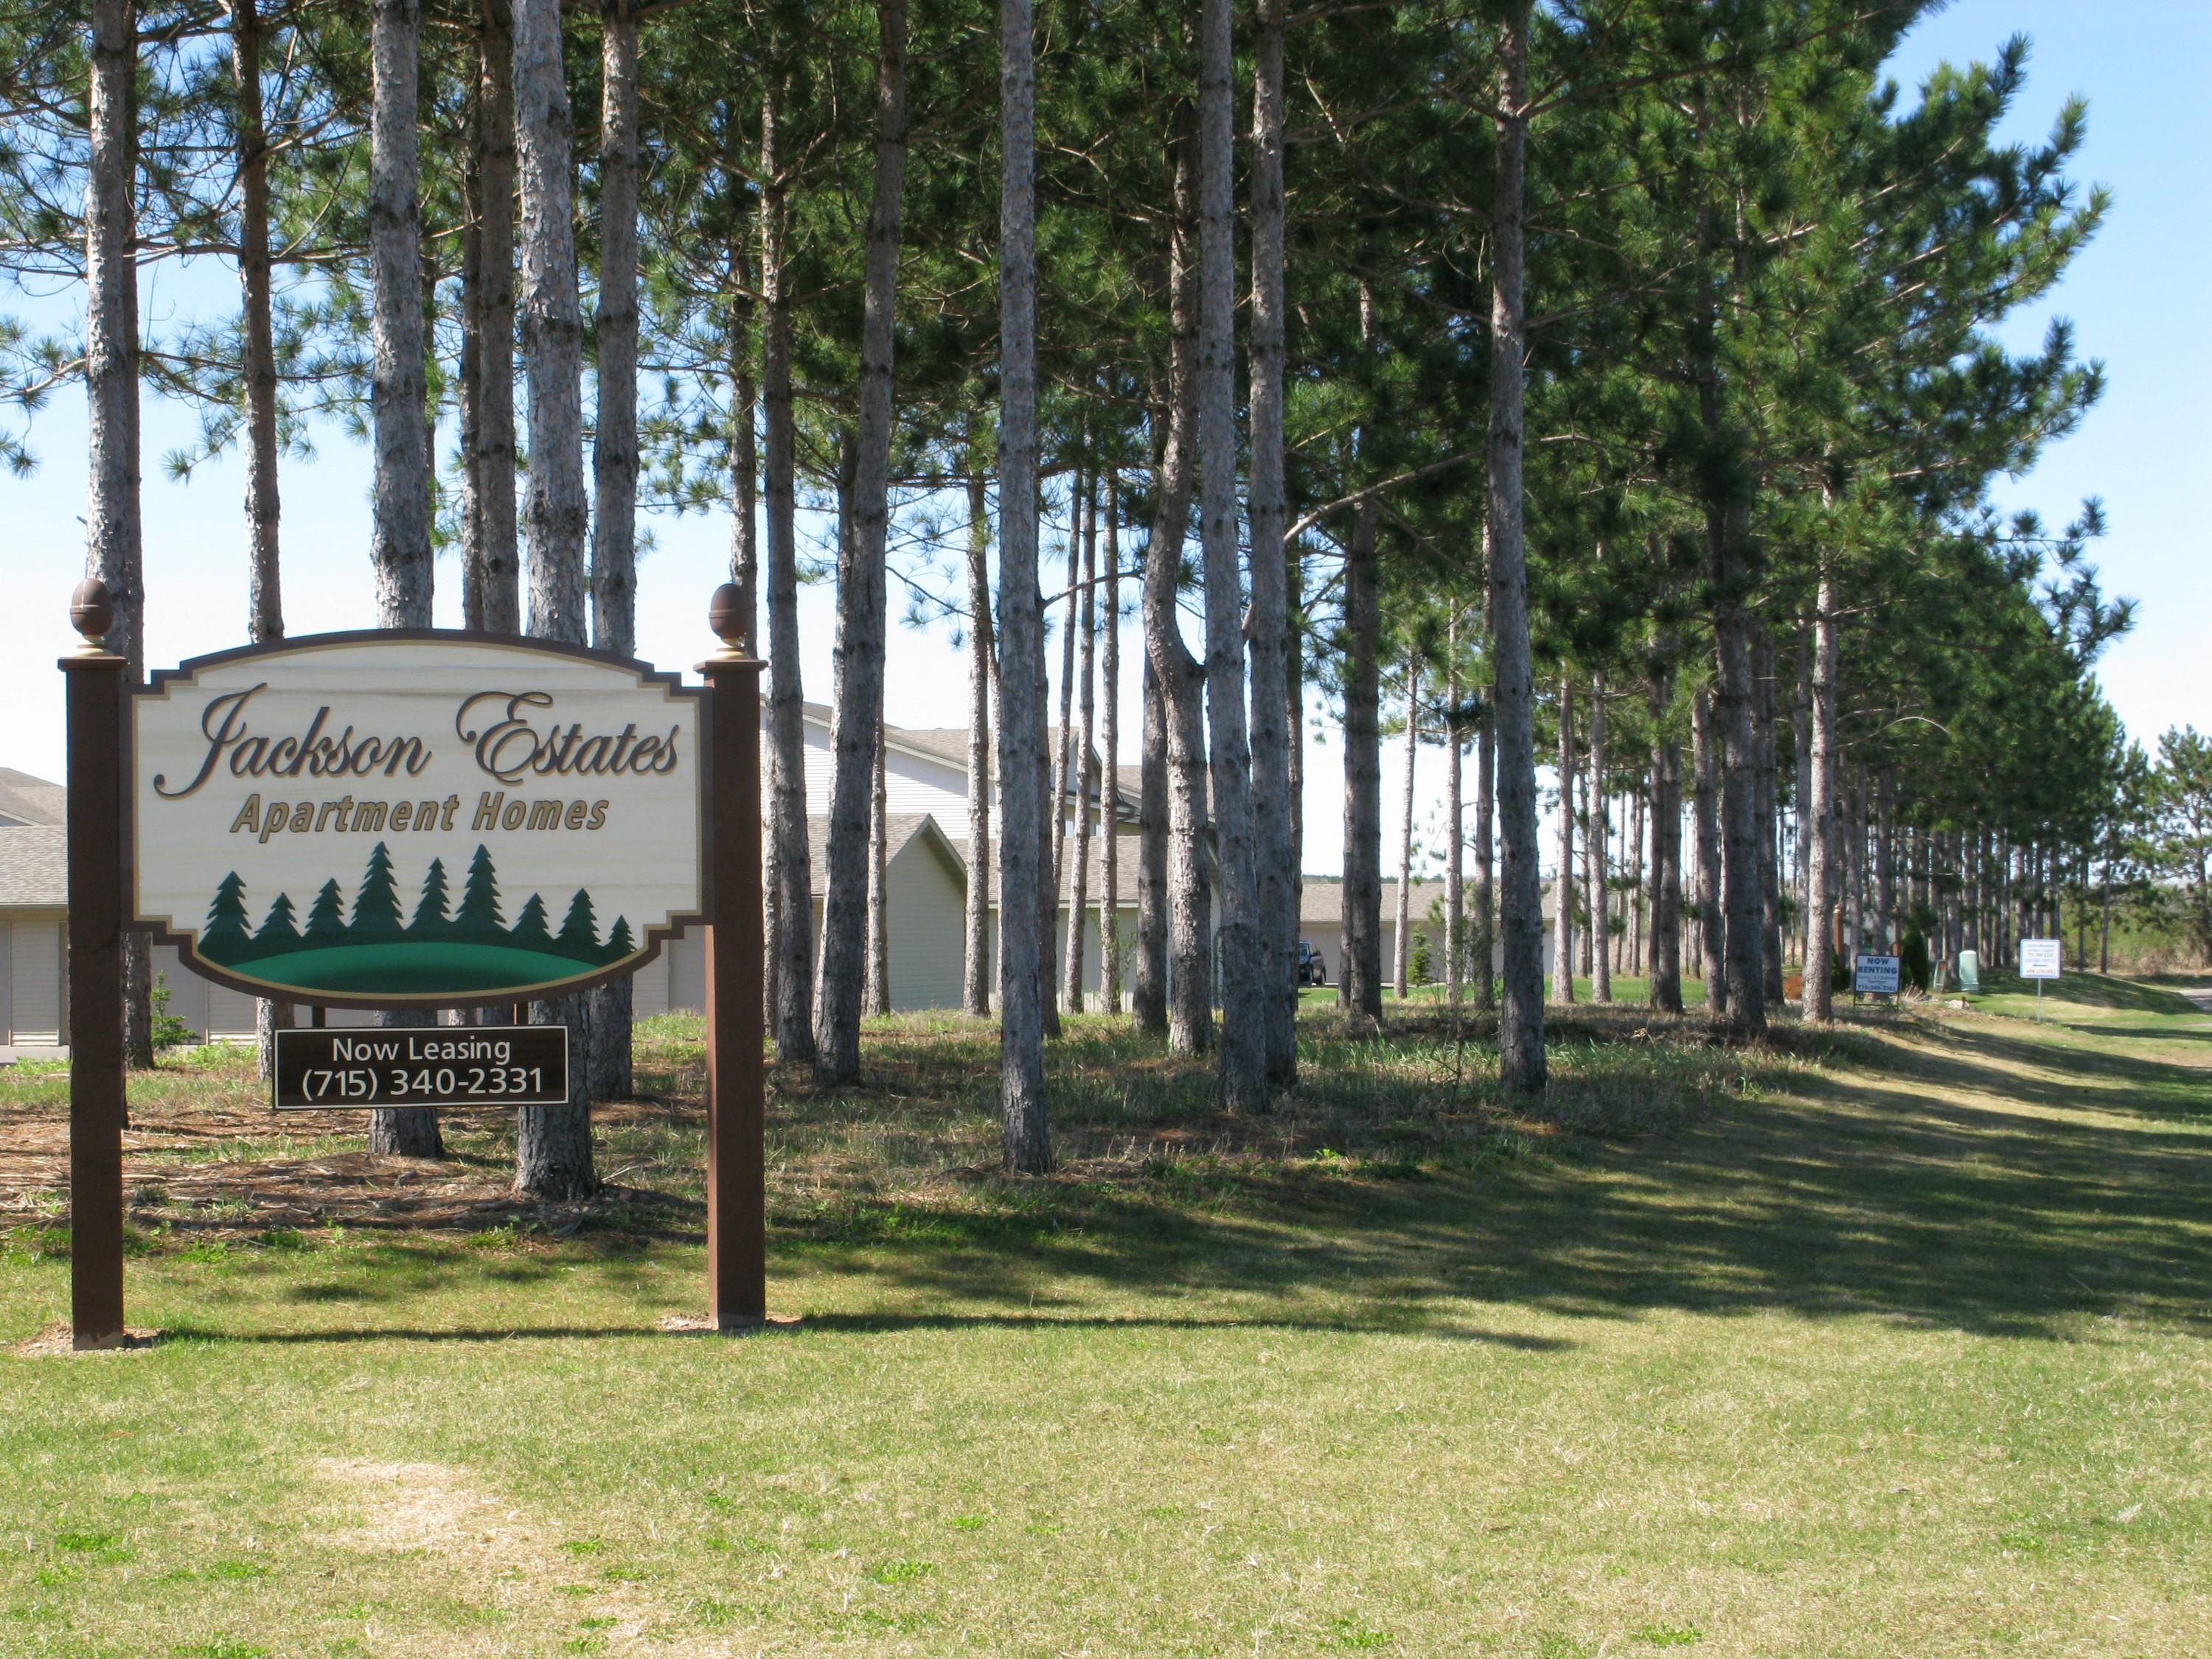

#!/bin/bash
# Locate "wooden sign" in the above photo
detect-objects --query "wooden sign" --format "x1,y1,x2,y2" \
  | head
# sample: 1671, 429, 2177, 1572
271, 1023, 569, 1110
130, 632, 703, 1007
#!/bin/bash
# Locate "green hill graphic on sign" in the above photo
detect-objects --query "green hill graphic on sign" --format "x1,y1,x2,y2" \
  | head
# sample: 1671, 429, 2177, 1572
196, 842, 636, 997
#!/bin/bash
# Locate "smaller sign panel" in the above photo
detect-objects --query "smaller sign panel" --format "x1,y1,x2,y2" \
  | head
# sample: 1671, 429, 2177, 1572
1854, 954, 1902, 995
2019, 939, 2062, 981
272, 1024, 567, 1111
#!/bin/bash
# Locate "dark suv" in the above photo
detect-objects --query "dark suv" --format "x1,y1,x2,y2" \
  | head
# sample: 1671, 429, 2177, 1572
1298, 939, 1327, 987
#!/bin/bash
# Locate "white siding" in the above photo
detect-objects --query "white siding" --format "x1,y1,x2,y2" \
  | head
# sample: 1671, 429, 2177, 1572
631, 954, 670, 1018
208, 984, 258, 1039
7, 915, 63, 1044
757, 719, 977, 843
886, 838, 967, 1011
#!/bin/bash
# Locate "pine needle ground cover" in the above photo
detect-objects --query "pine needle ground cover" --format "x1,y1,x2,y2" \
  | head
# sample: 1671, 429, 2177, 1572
2, 984, 2208, 1658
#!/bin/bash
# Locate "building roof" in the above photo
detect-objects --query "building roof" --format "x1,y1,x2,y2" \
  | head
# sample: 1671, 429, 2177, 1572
0, 827, 66, 908
0, 768, 65, 829
957, 821, 1145, 912
795, 813, 964, 897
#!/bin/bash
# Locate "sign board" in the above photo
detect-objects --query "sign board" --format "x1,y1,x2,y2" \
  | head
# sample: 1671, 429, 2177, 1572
271, 1024, 568, 1110
2019, 939, 2062, 981
1854, 953, 1902, 995
130, 633, 703, 1007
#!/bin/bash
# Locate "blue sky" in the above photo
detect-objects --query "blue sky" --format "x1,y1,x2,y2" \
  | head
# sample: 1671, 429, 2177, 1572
1, 0, 2200, 875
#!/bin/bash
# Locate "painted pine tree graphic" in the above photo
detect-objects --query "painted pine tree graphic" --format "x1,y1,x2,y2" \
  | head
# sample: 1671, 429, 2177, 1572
195, 844, 636, 992
201, 873, 253, 961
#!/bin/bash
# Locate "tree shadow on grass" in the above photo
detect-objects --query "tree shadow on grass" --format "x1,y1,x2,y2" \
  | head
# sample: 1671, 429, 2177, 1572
133, 1012, 2212, 1353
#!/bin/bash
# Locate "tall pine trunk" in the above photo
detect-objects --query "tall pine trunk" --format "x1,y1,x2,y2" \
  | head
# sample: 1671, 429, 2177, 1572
1588, 672, 1610, 1004
1487, 0, 1543, 1088
1051, 470, 1082, 986
1062, 480, 1096, 1011
1473, 682, 1496, 1011
1133, 653, 1171, 1033
1802, 574, 1838, 1019
866, 717, 890, 1015
1099, 471, 1123, 1014
1197, 0, 1263, 1107
963, 458, 995, 1015
585, 0, 641, 1105
512, 0, 594, 1194
1340, 494, 1383, 1025
365, 0, 443, 1158
1141, 153, 1212, 1054
233, 0, 294, 1079
996, 0, 1050, 1171
1394, 657, 1420, 998
815, 0, 908, 1083
1552, 675, 1575, 1003
760, 54, 815, 1064
1647, 670, 1683, 1012
1756, 633, 1784, 1001
1691, 686, 1726, 1014
1445, 624, 1464, 1005
463, 0, 518, 633
1246, 0, 1296, 1084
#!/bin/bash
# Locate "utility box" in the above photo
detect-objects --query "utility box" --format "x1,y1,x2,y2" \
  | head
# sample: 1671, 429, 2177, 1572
1957, 949, 1980, 994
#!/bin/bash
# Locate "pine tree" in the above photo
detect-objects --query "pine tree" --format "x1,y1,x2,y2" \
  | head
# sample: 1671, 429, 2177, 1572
304, 880, 349, 945
202, 873, 254, 962
555, 889, 599, 960
350, 842, 406, 936
410, 856, 451, 936
601, 917, 635, 964
509, 894, 552, 951
453, 844, 504, 941
254, 891, 301, 956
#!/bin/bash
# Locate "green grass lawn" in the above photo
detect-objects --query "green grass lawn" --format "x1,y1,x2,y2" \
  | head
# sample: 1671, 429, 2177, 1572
3, 980, 2209, 1657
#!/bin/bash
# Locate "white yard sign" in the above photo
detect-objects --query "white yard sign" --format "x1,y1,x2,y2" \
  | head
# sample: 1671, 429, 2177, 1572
131, 633, 704, 1006
2019, 939, 2062, 981
1854, 954, 1902, 995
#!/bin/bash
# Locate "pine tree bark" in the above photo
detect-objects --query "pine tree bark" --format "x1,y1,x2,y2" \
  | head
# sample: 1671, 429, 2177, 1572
1473, 684, 1496, 1011
1691, 685, 1726, 1015
1756, 633, 1784, 1001
1647, 670, 1683, 1012
1141, 153, 1212, 1055
1051, 470, 1082, 978
759, 54, 815, 1064
1588, 671, 1610, 1003
815, 0, 908, 1084
866, 714, 890, 1016
1340, 495, 1383, 1026
1445, 626, 1464, 1006
583, 0, 641, 1105
1099, 470, 1122, 1015
1553, 675, 1576, 1004
963, 459, 995, 1016
1247, 0, 1296, 1084
1133, 653, 1171, 1034
1487, 0, 1544, 1088
995, 0, 1050, 1172
512, 0, 594, 1194
1803, 575, 1838, 1019
1394, 657, 1420, 999
232, 0, 295, 1079
465, 0, 518, 632
362, 0, 445, 1157
1196, 0, 1264, 1107
1062, 479, 1096, 1011
727, 213, 758, 655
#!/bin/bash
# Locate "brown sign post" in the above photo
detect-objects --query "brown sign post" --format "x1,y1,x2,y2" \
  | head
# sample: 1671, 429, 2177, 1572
700, 585, 768, 1329
63, 580, 128, 1349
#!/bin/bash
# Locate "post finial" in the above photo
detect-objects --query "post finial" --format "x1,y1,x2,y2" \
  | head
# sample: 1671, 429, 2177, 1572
69, 578, 116, 651
707, 582, 747, 659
